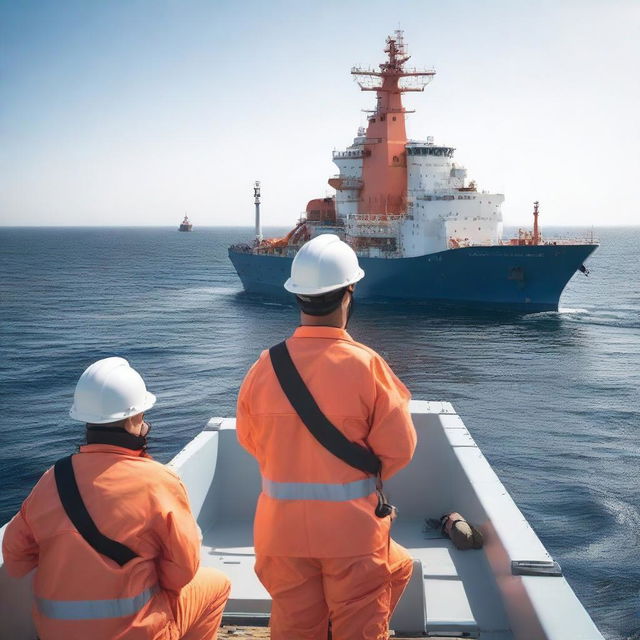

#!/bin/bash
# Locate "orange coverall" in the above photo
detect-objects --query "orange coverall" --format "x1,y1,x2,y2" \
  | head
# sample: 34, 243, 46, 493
237, 326, 417, 639
2, 443, 230, 640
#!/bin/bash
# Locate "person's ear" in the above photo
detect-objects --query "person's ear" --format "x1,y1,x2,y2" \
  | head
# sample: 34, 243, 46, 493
123, 413, 144, 435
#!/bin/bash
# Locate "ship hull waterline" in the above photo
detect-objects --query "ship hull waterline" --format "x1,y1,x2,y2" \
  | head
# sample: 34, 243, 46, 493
229, 244, 597, 313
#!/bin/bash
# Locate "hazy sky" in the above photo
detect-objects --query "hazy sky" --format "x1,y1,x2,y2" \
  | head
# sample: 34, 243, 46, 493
1, 0, 638, 227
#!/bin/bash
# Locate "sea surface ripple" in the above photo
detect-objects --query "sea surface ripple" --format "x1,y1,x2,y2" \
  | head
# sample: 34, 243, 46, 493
0, 226, 638, 639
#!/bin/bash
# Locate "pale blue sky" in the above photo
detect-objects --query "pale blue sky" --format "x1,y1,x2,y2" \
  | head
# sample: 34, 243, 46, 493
1, 0, 638, 227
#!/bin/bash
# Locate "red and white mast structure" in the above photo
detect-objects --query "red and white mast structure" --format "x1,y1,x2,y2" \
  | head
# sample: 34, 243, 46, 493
351, 30, 435, 217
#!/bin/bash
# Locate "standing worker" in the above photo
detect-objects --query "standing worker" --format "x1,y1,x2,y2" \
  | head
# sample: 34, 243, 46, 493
237, 234, 417, 639
2, 357, 230, 640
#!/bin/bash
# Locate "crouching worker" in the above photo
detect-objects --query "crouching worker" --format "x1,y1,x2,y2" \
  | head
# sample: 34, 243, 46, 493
237, 235, 417, 640
2, 357, 230, 640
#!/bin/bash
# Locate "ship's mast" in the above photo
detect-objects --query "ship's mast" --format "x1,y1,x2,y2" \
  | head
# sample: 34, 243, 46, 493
254, 181, 262, 242
351, 31, 435, 216
533, 201, 540, 246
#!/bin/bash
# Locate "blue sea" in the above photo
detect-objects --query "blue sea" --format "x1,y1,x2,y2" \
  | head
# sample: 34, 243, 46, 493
1, 226, 638, 639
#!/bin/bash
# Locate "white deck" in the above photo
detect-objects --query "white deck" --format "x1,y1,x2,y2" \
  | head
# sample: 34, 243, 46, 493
167, 401, 603, 639
0, 402, 604, 640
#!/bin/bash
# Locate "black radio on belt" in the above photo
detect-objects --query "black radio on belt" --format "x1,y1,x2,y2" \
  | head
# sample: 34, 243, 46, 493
375, 490, 396, 519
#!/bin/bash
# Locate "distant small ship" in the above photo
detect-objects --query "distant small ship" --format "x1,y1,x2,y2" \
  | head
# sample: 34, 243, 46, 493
179, 215, 193, 232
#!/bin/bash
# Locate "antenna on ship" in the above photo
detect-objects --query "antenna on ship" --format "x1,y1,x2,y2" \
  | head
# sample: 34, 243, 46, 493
254, 181, 263, 243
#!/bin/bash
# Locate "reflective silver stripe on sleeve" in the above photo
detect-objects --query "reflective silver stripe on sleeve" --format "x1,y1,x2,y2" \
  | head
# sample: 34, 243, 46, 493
262, 476, 376, 501
35, 584, 159, 620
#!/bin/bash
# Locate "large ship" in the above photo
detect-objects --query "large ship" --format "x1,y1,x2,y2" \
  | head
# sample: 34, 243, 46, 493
229, 31, 597, 312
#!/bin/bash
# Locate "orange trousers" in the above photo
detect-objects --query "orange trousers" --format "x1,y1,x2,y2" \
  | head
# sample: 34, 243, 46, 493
169, 567, 231, 640
255, 540, 413, 640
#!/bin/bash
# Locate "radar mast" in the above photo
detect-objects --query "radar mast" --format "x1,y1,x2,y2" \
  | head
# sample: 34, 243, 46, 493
351, 31, 435, 217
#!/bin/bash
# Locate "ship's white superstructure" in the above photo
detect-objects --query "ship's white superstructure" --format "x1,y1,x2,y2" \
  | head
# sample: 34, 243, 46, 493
331, 133, 505, 258
331, 127, 367, 224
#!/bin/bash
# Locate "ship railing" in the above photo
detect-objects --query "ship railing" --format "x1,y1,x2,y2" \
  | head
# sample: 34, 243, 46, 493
416, 194, 456, 201
443, 233, 601, 249
349, 229, 399, 238
347, 216, 403, 239
332, 149, 371, 159
544, 231, 599, 245
348, 214, 406, 223
302, 215, 345, 227
229, 243, 253, 253
498, 237, 599, 247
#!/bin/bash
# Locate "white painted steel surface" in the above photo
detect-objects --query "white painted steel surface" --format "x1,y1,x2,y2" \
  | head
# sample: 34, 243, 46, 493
331, 126, 506, 258
0, 402, 604, 639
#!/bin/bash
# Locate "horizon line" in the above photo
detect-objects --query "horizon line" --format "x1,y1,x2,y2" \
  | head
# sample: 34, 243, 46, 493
2, 223, 638, 229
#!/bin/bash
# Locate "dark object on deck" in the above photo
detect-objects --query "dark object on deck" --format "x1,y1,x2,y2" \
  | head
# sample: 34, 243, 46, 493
439, 512, 484, 550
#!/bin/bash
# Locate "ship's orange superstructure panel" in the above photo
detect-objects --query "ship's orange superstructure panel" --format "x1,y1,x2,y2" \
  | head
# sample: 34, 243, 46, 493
306, 197, 336, 223
360, 96, 408, 215
352, 32, 435, 217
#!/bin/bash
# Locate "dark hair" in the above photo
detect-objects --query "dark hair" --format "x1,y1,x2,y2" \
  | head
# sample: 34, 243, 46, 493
295, 287, 348, 316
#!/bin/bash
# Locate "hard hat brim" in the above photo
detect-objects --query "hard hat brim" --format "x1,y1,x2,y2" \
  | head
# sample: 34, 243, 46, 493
284, 267, 365, 296
69, 391, 157, 424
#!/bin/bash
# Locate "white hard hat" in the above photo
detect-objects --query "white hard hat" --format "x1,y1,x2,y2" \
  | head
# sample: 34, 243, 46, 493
284, 234, 365, 296
69, 357, 156, 424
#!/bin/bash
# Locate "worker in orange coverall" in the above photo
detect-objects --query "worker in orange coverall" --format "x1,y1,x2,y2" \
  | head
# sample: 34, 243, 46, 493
2, 357, 230, 640
237, 234, 417, 639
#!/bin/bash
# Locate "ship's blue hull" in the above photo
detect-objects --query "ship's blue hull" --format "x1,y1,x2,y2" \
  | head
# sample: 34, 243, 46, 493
228, 244, 597, 312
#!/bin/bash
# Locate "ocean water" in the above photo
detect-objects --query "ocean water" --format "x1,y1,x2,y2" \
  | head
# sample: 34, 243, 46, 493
1, 226, 638, 639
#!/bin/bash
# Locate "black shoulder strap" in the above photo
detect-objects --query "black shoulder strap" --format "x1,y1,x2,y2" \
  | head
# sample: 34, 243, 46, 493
269, 341, 381, 476
54, 455, 138, 567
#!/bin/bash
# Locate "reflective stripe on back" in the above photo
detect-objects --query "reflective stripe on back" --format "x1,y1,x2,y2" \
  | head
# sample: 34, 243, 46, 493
35, 584, 159, 620
262, 476, 376, 501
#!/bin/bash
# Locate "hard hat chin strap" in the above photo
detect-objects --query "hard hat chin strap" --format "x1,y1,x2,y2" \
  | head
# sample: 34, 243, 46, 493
86, 424, 150, 451
344, 289, 355, 330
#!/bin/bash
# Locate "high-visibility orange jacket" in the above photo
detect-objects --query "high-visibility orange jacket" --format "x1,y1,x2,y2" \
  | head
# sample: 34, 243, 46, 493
236, 326, 417, 558
2, 443, 201, 640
